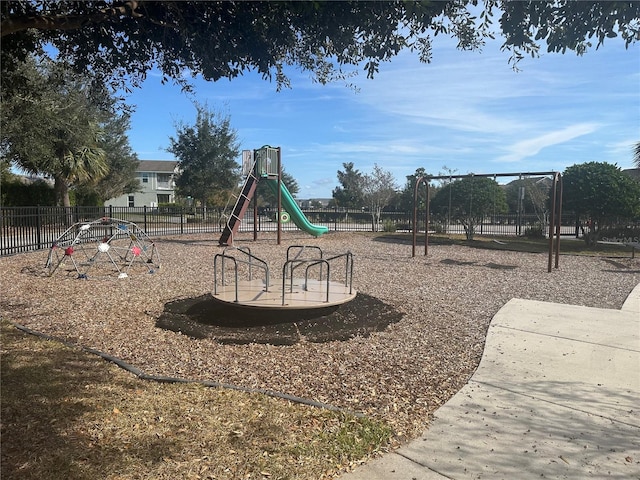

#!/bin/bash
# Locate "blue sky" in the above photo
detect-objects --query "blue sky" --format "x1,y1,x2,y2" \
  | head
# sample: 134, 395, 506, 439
125, 34, 639, 199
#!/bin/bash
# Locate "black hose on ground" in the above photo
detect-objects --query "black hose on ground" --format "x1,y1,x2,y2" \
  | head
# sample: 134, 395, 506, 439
10, 321, 365, 418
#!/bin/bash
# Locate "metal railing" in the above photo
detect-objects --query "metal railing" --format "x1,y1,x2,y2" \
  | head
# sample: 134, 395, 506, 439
281, 246, 354, 304
213, 246, 270, 303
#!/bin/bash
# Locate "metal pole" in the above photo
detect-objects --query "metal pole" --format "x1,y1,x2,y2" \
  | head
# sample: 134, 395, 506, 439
253, 149, 259, 241
448, 176, 452, 234
277, 147, 282, 245
412, 176, 420, 257
253, 192, 258, 241
517, 174, 524, 236
425, 182, 430, 256
555, 174, 563, 269
548, 174, 558, 273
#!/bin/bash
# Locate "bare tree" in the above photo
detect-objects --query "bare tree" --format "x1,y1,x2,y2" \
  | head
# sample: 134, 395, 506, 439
362, 164, 398, 232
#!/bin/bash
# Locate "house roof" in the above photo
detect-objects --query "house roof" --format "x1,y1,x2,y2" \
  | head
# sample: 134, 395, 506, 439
137, 160, 178, 172
624, 168, 640, 181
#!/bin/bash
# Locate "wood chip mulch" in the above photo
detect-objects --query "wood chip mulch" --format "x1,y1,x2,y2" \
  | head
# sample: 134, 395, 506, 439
2, 232, 638, 444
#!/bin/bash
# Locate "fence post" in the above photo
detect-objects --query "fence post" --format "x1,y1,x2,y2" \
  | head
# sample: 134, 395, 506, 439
36, 205, 42, 250
180, 206, 184, 234
144, 206, 148, 232
334, 206, 338, 232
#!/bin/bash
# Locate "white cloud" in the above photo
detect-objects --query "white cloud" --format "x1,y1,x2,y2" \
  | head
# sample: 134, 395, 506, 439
495, 123, 601, 163
127, 33, 638, 198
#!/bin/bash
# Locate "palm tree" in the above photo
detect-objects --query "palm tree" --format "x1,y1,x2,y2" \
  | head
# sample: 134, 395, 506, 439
47, 99, 108, 207
2, 56, 109, 208
634, 142, 640, 168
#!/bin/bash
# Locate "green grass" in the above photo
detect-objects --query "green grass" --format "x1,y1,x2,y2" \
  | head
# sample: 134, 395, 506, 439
377, 232, 637, 257
0, 320, 391, 480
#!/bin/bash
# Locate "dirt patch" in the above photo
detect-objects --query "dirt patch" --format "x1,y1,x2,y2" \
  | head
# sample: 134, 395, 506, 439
156, 292, 403, 345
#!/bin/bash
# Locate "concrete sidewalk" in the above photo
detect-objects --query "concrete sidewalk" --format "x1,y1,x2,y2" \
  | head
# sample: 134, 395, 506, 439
341, 284, 640, 480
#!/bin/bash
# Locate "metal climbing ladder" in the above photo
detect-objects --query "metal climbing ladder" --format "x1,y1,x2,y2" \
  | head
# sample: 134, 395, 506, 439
219, 159, 259, 246
219, 147, 281, 246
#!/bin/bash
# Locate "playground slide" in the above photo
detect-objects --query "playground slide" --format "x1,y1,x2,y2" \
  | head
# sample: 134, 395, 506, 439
266, 179, 329, 237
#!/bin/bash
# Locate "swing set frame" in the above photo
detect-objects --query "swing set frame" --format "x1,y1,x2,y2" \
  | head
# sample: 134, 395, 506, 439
412, 171, 563, 272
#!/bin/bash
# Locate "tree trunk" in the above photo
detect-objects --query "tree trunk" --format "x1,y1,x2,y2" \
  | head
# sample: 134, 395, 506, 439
370, 206, 381, 232
201, 198, 208, 220
584, 221, 601, 247
54, 175, 72, 208
54, 175, 73, 225
463, 221, 475, 240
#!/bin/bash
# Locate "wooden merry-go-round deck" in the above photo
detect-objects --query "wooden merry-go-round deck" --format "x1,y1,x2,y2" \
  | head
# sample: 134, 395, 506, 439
212, 277, 357, 310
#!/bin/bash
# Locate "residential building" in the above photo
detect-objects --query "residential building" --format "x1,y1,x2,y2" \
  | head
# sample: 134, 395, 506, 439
624, 168, 640, 182
295, 198, 333, 208
106, 160, 179, 207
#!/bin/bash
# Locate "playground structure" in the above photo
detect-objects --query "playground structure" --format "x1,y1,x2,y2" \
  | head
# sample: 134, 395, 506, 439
412, 171, 563, 273
213, 245, 356, 309
219, 146, 328, 246
45, 217, 160, 279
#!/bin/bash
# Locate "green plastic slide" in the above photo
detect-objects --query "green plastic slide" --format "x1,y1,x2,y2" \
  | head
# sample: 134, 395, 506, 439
265, 179, 329, 237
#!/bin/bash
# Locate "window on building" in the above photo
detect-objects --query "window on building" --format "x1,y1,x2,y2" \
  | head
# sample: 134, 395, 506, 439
128, 195, 135, 207
141, 173, 149, 183
157, 194, 170, 205
157, 173, 171, 189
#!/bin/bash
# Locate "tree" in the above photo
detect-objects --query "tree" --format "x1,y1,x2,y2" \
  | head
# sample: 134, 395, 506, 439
431, 176, 507, 240
634, 142, 640, 168
74, 112, 140, 205
1, 175, 56, 207
396, 167, 430, 212
0, 159, 16, 184
332, 162, 364, 209
1, 56, 110, 208
563, 162, 640, 246
362, 164, 398, 232
436, 165, 458, 232
505, 177, 550, 217
2, 2, 638, 91
168, 103, 241, 209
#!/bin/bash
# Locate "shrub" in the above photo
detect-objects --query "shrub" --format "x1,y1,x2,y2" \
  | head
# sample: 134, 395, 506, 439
1, 179, 55, 206
525, 223, 545, 238
382, 220, 396, 232
431, 223, 445, 234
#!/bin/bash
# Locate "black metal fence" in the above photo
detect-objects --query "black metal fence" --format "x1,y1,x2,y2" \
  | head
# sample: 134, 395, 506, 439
1, 205, 579, 256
